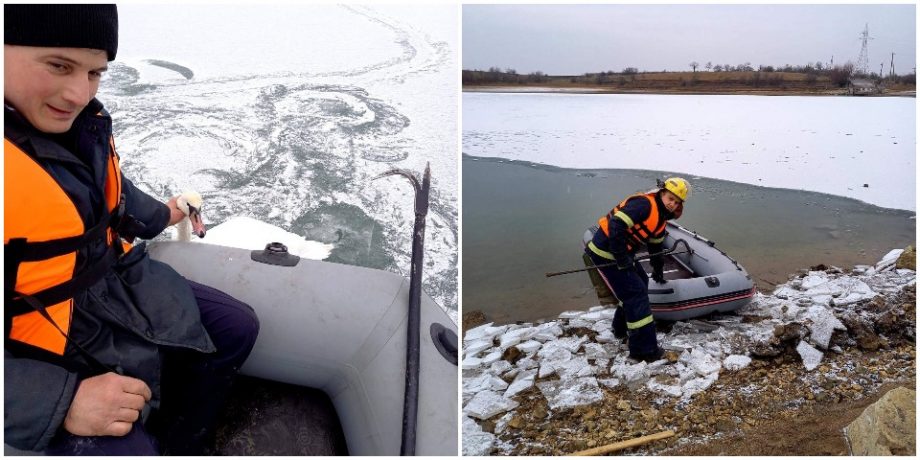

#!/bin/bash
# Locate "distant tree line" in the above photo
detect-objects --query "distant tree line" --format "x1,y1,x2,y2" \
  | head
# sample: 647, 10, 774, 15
463, 61, 915, 88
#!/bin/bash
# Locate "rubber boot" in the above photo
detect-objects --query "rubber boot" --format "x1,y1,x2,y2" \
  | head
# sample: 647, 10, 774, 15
612, 306, 628, 340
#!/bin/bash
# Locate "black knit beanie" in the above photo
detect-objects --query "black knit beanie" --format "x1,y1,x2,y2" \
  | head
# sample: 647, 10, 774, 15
4, 4, 118, 61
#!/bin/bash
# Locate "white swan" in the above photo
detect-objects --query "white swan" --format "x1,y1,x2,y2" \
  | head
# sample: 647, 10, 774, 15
172, 192, 333, 260
175, 191, 206, 241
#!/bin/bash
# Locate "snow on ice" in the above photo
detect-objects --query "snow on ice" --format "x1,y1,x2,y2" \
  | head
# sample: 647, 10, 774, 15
463, 93, 915, 211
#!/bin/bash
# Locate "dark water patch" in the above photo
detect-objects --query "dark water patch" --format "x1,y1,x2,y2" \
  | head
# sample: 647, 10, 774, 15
145, 59, 194, 80
463, 155, 916, 325
103, 62, 157, 96
292, 202, 394, 270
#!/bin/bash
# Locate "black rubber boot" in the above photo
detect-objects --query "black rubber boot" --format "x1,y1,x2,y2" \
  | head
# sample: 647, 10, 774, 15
629, 346, 664, 363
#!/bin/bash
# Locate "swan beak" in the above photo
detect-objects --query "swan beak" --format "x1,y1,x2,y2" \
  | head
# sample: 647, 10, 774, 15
187, 205, 206, 238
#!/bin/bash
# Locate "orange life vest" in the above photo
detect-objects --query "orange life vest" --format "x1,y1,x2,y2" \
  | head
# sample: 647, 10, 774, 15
4, 136, 124, 356
597, 192, 667, 252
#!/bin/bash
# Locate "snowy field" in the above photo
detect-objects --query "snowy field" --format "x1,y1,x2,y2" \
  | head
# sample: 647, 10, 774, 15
461, 250, 916, 455
463, 93, 916, 211
100, 5, 458, 315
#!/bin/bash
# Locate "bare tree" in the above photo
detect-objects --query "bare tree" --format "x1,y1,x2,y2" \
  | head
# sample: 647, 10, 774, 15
705, 61, 712, 72
689, 61, 700, 72
713, 64, 723, 72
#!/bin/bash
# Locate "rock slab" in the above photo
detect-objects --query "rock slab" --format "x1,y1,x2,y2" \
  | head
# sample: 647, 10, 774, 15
845, 387, 916, 456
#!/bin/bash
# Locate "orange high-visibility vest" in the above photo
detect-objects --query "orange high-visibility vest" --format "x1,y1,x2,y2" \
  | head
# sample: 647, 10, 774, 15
4, 136, 123, 355
597, 192, 667, 252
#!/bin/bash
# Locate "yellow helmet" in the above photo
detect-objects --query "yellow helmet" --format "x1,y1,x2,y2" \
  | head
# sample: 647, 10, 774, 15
662, 177, 691, 202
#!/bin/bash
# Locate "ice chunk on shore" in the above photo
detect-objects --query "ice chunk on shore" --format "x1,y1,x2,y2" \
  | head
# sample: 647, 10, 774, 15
490, 360, 512, 375
465, 322, 506, 342
463, 416, 496, 456
499, 327, 534, 350
516, 340, 543, 354
462, 356, 483, 370
558, 310, 585, 319
647, 379, 684, 398
687, 348, 722, 376
876, 249, 904, 272
595, 330, 617, 343
579, 308, 616, 321
723, 355, 752, 371
531, 322, 564, 342
463, 339, 492, 358
504, 369, 537, 398
612, 361, 650, 389
537, 376, 603, 410
464, 390, 520, 420
805, 306, 847, 349
555, 335, 588, 353
796, 340, 824, 371
479, 350, 501, 365
463, 373, 507, 398
681, 373, 718, 400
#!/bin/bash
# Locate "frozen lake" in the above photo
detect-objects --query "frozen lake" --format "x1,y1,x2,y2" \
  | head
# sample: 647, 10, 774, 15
463, 92, 916, 211
100, 5, 458, 312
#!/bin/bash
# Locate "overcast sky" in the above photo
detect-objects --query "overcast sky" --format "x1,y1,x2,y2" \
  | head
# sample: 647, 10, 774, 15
463, 4, 916, 75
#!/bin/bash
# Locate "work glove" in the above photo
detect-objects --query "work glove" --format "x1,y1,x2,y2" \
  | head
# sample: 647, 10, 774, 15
615, 255, 634, 271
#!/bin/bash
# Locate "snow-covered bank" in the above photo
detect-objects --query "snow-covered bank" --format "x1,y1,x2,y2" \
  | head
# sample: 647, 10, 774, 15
463, 93, 916, 211
461, 249, 915, 455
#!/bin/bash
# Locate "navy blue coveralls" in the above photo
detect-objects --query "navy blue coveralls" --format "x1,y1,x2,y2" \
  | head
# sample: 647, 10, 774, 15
586, 192, 673, 358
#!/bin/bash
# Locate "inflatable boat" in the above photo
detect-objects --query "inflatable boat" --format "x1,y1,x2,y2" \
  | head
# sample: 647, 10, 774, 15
148, 241, 458, 456
582, 222, 756, 321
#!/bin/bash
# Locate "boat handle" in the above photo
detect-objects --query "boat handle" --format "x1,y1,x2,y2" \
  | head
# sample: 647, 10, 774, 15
430, 323, 458, 366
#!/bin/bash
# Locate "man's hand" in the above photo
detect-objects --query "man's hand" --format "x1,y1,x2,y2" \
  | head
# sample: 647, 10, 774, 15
615, 256, 634, 272
63, 373, 152, 437
166, 196, 185, 226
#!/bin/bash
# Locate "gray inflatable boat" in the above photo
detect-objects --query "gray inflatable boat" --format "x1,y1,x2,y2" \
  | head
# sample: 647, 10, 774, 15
583, 222, 756, 321
149, 241, 458, 456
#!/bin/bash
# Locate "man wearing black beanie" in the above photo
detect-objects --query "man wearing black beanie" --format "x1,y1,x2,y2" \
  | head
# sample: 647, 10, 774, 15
4, 4, 260, 455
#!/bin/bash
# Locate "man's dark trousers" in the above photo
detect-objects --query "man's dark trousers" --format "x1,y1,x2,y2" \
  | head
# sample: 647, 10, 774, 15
586, 250, 658, 356
45, 280, 259, 455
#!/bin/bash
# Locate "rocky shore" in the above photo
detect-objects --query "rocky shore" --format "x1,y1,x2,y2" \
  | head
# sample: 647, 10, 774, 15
462, 248, 916, 456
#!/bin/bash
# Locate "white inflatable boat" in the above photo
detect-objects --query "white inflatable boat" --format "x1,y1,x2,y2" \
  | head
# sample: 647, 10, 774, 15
148, 241, 458, 456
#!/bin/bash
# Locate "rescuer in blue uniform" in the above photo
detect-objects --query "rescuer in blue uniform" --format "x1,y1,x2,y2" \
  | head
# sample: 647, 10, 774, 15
586, 178, 691, 362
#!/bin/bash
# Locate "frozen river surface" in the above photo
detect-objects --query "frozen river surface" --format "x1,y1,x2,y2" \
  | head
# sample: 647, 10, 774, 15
463, 93, 915, 211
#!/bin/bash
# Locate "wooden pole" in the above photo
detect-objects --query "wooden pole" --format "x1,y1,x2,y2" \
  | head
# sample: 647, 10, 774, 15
570, 430, 676, 456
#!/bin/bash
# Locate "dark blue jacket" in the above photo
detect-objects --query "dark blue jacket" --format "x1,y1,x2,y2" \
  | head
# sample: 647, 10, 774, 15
592, 191, 674, 271
4, 99, 213, 451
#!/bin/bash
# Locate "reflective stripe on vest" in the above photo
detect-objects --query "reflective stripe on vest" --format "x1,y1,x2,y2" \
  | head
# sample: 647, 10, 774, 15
597, 193, 667, 252
4, 137, 122, 355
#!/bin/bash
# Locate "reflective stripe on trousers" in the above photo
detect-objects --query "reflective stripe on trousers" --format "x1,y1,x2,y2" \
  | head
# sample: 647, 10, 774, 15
586, 248, 658, 355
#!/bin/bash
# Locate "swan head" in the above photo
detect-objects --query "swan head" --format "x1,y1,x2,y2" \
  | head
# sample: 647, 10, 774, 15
176, 191, 206, 238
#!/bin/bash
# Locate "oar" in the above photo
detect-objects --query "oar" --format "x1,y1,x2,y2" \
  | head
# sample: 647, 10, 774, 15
372, 163, 430, 456
545, 239, 693, 278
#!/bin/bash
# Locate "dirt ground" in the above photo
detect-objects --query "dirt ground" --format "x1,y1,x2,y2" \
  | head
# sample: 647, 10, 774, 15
665, 381, 913, 456
480, 284, 916, 456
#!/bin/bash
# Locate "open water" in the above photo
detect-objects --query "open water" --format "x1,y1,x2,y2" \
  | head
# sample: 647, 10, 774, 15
463, 155, 916, 324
